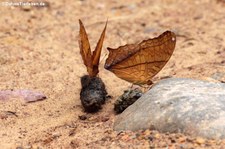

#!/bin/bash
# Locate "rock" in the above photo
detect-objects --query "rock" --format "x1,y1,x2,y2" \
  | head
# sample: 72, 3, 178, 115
114, 89, 143, 114
0, 89, 47, 102
80, 75, 108, 113
114, 78, 225, 139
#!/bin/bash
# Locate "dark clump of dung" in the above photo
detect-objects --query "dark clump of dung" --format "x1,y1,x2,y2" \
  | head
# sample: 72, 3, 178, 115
80, 75, 107, 113
114, 89, 143, 114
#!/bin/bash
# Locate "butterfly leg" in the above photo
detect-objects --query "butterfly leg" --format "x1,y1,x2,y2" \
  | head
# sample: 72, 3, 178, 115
139, 80, 154, 92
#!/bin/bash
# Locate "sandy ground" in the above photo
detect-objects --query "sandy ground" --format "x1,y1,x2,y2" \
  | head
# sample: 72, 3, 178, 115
0, 0, 225, 148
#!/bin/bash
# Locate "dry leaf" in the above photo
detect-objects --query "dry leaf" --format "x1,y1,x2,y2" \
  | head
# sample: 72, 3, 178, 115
0, 89, 47, 102
104, 31, 176, 85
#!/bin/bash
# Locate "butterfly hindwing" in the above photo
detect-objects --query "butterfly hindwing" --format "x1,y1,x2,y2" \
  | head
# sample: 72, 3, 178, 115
104, 31, 176, 85
92, 20, 108, 76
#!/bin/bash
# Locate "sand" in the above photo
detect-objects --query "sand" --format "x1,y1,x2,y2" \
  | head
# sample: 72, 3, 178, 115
0, 0, 225, 148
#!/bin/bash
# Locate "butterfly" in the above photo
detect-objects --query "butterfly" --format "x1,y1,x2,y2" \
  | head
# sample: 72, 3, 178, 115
78, 19, 107, 77
78, 20, 108, 112
104, 31, 176, 85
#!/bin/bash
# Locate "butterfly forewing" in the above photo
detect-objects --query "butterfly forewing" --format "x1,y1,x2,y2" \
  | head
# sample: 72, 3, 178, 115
105, 31, 176, 85
78, 19, 107, 77
92, 21, 108, 76
78, 20, 93, 76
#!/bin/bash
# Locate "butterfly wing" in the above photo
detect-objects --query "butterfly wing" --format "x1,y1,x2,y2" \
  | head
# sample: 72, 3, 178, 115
92, 20, 107, 76
105, 31, 176, 85
78, 19, 93, 76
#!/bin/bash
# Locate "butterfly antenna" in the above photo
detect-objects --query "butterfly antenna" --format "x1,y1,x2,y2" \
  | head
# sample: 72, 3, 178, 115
99, 53, 108, 64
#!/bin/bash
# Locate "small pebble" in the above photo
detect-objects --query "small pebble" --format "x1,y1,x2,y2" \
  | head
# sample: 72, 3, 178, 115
154, 133, 160, 139
52, 132, 61, 138
178, 137, 186, 143
79, 115, 87, 120
196, 137, 205, 144
24, 145, 32, 149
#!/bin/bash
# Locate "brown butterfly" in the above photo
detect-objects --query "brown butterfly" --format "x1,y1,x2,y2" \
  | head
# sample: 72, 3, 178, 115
78, 20, 108, 112
78, 19, 107, 77
104, 31, 176, 85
